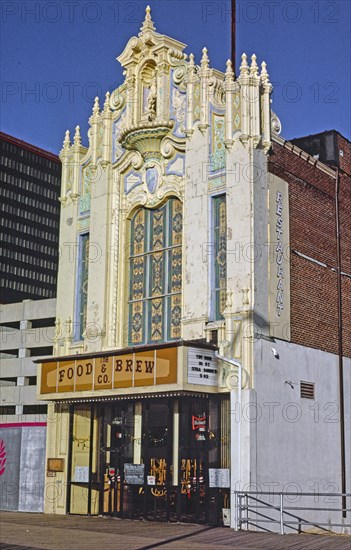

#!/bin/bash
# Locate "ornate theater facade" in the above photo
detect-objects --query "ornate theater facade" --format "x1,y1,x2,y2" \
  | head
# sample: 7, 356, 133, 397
37, 7, 350, 529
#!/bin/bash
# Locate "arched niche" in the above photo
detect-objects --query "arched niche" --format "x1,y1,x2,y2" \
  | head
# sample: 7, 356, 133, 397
139, 60, 157, 122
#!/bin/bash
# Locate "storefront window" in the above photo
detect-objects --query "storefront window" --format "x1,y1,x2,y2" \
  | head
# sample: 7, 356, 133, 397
67, 396, 229, 524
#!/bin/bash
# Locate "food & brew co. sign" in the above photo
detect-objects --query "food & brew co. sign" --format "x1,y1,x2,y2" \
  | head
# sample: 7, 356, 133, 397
40, 348, 177, 394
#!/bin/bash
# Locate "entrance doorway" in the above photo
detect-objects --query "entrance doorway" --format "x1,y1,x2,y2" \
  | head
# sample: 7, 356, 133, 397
67, 395, 230, 525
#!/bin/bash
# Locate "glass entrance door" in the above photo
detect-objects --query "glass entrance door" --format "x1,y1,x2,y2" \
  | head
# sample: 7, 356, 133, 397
100, 402, 134, 516
178, 398, 209, 523
141, 399, 174, 521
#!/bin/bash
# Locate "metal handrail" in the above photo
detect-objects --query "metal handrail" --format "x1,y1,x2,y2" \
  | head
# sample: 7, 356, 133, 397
234, 491, 351, 534
236, 491, 351, 496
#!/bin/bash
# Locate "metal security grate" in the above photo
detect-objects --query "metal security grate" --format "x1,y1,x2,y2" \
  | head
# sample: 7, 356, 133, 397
300, 381, 315, 400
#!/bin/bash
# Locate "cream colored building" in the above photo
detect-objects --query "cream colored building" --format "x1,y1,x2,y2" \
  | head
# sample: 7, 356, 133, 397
37, 7, 350, 531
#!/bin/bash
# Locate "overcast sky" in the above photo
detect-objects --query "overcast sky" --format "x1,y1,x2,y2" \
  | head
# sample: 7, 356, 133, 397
1, 0, 350, 154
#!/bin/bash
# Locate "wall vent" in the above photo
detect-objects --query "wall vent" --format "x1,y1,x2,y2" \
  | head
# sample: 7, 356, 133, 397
300, 381, 315, 400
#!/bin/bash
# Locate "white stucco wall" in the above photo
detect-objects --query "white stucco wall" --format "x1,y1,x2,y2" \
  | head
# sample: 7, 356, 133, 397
250, 337, 351, 533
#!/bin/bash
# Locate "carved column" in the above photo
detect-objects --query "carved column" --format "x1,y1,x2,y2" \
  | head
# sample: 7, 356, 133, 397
224, 59, 234, 149
156, 58, 169, 122
238, 54, 249, 143
249, 55, 261, 147
59, 130, 71, 202
185, 53, 196, 136
71, 126, 83, 199
199, 48, 211, 134
101, 92, 113, 166
89, 97, 100, 166
261, 62, 272, 153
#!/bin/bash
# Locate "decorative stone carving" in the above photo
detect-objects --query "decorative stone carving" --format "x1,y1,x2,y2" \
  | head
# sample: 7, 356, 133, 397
171, 88, 186, 134
118, 121, 173, 161
271, 111, 282, 135
123, 173, 184, 214
147, 76, 157, 120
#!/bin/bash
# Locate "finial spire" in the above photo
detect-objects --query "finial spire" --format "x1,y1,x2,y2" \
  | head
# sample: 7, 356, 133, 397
63, 130, 71, 149
73, 125, 81, 146
140, 5, 156, 32
187, 53, 196, 78
225, 59, 234, 80
103, 91, 111, 112
261, 61, 269, 83
250, 54, 258, 76
240, 53, 249, 76
92, 96, 100, 116
201, 47, 209, 69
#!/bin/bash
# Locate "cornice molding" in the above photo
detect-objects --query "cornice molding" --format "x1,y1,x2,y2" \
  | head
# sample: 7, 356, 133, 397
272, 134, 337, 178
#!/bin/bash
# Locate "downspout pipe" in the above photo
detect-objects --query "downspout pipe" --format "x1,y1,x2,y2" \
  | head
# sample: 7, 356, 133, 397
215, 352, 242, 530
335, 168, 346, 518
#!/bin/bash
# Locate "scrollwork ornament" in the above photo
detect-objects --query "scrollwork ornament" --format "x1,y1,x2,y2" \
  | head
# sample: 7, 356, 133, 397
271, 111, 282, 134
209, 76, 225, 105
110, 86, 126, 111
167, 49, 187, 66
160, 139, 175, 159
160, 136, 186, 159
225, 367, 249, 390
172, 64, 187, 91
87, 127, 93, 149
130, 152, 144, 171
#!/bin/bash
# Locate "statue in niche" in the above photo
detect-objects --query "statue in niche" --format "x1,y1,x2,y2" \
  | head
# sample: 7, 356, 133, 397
147, 76, 157, 120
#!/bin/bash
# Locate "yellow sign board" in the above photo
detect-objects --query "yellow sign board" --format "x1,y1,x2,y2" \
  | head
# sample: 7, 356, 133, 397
40, 347, 177, 394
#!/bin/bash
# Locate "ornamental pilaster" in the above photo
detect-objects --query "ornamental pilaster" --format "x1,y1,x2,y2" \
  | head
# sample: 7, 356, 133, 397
224, 59, 235, 148
101, 92, 113, 166
89, 97, 100, 166
185, 53, 197, 136
260, 61, 273, 152
72, 125, 84, 199
59, 130, 71, 202
198, 48, 211, 134
238, 53, 250, 143
249, 54, 261, 147
156, 58, 170, 122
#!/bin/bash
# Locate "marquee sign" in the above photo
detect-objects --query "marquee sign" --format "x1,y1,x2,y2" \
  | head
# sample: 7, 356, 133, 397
187, 348, 218, 386
40, 348, 177, 395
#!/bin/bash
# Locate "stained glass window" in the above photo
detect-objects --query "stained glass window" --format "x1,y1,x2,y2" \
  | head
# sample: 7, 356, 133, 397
214, 195, 226, 319
129, 199, 182, 345
75, 233, 89, 341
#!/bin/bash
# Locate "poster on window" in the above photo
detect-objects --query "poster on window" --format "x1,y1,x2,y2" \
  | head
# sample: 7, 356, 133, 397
74, 466, 89, 483
209, 468, 230, 488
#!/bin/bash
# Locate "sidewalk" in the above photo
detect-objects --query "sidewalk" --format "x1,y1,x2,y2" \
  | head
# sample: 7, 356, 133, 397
1, 512, 350, 550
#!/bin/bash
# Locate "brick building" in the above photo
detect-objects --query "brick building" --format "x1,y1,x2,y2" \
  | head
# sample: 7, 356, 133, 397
34, 7, 350, 532
270, 132, 351, 358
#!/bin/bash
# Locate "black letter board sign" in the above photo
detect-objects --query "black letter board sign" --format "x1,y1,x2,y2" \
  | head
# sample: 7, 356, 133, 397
124, 463, 145, 484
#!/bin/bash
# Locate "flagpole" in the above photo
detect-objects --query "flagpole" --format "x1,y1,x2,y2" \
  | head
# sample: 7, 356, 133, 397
231, 0, 236, 75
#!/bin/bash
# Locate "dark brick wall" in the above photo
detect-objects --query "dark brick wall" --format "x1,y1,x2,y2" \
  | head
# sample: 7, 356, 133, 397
269, 140, 351, 358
